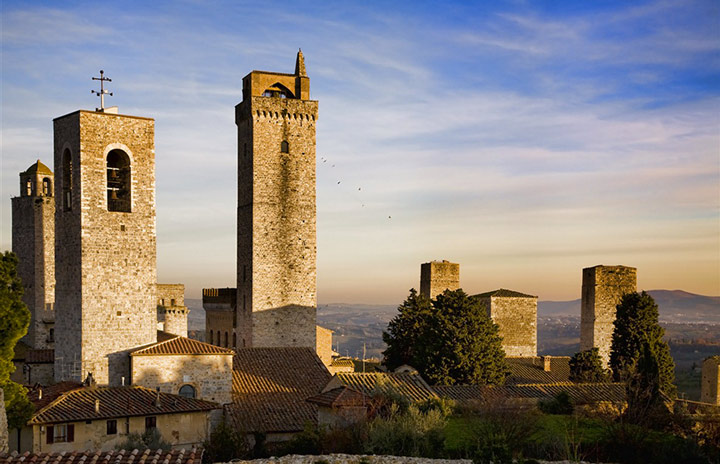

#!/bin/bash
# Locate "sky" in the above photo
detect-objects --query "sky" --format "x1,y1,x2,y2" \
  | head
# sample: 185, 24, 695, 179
1, 0, 719, 303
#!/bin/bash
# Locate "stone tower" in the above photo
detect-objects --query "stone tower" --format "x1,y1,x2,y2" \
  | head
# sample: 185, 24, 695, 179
157, 284, 189, 337
11, 160, 56, 349
474, 289, 537, 357
234, 50, 318, 349
420, 260, 460, 299
580, 265, 637, 366
53, 109, 157, 385
700, 356, 720, 405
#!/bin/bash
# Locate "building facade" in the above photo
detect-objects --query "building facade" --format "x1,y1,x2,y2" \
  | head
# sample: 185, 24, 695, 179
475, 289, 538, 357
11, 161, 56, 349
580, 265, 637, 366
53, 109, 157, 385
419, 260, 460, 299
234, 51, 318, 349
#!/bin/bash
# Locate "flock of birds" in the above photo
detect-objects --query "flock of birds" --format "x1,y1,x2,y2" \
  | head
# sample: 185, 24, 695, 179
319, 155, 391, 219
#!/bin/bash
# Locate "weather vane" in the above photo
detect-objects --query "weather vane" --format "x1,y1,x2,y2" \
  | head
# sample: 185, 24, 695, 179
91, 70, 113, 111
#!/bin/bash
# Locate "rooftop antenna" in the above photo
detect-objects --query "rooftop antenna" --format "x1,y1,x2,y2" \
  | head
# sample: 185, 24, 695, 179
92, 70, 113, 111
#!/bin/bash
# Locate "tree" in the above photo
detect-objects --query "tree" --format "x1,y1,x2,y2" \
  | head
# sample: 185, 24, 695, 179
569, 348, 610, 383
383, 288, 508, 385
0, 251, 33, 429
610, 291, 675, 424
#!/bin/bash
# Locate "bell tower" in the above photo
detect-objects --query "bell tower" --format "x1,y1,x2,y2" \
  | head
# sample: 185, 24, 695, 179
53, 86, 157, 385
235, 50, 318, 349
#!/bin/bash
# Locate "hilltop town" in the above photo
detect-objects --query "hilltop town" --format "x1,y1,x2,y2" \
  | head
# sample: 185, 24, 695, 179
2, 52, 719, 464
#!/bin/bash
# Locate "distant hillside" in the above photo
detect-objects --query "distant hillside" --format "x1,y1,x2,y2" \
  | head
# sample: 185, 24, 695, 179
539, 290, 719, 323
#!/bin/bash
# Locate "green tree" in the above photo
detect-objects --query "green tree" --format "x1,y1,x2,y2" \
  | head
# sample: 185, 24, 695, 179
382, 289, 432, 371
569, 348, 610, 383
0, 251, 33, 429
384, 288, 508, 385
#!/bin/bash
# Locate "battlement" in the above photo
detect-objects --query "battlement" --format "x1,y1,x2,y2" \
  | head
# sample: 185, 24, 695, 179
202, 287, 237, 306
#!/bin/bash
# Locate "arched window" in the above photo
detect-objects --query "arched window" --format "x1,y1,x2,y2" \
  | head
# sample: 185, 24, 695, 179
178, 385, 196, 399
209, 331, 213, 344
280, 140, 289, 153
107, 149, 131, 212
43, 178, 52, 196
26, 179, 33, 196
217, 331, 221, 346
224, 331, 229, 347
233, 333, 237, 349
62, 149, 72, 211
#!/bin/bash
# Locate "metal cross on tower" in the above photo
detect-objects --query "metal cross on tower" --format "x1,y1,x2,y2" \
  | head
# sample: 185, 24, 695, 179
91, 70, 113, 111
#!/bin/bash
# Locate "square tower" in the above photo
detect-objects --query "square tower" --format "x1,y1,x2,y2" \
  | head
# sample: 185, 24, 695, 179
580, 265, 637, 366
53, 109, 157, 385
420, 260, 460, 299
700, 356, 720, 405
11, 160, 56, 349
474, 289, 538, 357
234, 51, 317, 349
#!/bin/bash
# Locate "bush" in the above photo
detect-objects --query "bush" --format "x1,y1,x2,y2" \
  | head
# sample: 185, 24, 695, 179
202, 419, 250, 463
538, 392, 574, 415
364, 404, 447, 457
116, 428, 171, 451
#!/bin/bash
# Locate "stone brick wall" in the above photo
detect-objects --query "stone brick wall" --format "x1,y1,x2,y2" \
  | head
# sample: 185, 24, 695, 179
701, 356, 720, 405
316, 325, 333, 367
131, 353, 233, 404
157, 284, 188, 337
53, 110, 157, 385
12, 165, 55, 350
479, 296, 537, 357
580, 265, 637, 367
203, 288, 236, 346
420, 261, 460, 299
235, 62, 318, 350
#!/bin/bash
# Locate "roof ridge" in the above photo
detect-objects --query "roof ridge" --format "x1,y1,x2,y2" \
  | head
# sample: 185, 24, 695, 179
33, 384, 84, 418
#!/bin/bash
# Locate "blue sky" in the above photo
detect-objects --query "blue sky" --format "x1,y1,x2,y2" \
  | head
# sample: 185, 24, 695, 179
2, 0, 719, 302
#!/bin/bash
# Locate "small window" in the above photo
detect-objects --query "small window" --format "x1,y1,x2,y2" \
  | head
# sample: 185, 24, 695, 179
43, 178, 52, 196
217, 331, 221, 346
170, 299, 176, 306
107, 419, 117, 435
145, 416, 157, 430
209, 331, 213, 344
47, 424, 74, 443
224, 331, 229, 347
47, 328, 54, 342
233, 333, 237, 348
281, 140, 289, 153
26, 179, 33, 196
179, 385, 196, 399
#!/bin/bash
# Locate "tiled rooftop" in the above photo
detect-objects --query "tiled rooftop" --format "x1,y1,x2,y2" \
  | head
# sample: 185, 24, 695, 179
227, 347, 331, 433
434, 382, 626, 405
26, 382, 83, 411
505, 356, 571, 384
29, 385, 219, 425
0, 448, 202, 464
131, 334, 234, 356
327, 372, 438, 403
306, 386, 368, 408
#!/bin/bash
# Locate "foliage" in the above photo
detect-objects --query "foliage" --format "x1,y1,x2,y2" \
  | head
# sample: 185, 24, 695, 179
201, 419, 250, 463
383, 288, 509, 385
569, 348, 610, 383
364, 404, 447, 457
0, 251, 33, 430
282, 422, 324, 455
538, 392, 574, 415
116, 428, 171, 451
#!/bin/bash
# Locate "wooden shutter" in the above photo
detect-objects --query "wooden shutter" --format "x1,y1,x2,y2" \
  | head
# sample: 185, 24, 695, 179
67, 424, 74, 442
46, 425, 54, 444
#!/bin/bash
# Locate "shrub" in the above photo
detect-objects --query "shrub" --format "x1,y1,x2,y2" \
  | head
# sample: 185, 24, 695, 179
116, 428, 171, 451
538, 392, 574, 415
364, 404, 447, 457
201, 419, 249, 463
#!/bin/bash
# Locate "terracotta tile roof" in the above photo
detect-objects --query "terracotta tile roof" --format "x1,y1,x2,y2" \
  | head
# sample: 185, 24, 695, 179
0, 448, 202, 464
505, 356, 571, 384
434, 382, 625, 405
330, 358, 355, 368
26, 349, 54, 364
227, 347, 331, 433
156, 330, 178, 342
131, 334, 234, 356
473, 289, 537, 299
29, 385, 219, 425
327, 372, 438, 403
306, 386, 368, 408
26, 382, 83, 411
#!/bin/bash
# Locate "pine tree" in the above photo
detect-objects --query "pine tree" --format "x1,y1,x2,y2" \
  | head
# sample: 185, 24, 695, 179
0, 251, 33, 429
382, 288, 432, 371
569, 348, 610, 383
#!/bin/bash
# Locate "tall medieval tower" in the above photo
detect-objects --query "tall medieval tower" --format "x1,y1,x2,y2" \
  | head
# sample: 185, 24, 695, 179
580, 265, 637, 366
420, 260, 460, 299
11, 161, 56, 349
53, 109, 157, 385
234, 51, 318, 349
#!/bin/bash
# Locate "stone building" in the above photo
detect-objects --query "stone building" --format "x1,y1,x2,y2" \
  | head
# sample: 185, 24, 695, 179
202, 287, 236, 347
53, 108, 158, 385
420, 260, 459, 299
580, 265, 637, 366
474, 289, 538, 357
234, 50, 318, 349
701, 356, 720, 405
157, 284, 189, 337
11, 160, 55, 350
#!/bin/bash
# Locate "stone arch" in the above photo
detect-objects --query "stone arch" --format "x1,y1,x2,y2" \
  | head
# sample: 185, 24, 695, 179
262, 82, 294, 99
106, 149, 131, 212
178, 384, 196, 399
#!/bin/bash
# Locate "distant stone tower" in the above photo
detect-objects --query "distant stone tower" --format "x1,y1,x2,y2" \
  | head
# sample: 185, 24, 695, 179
234, 50, 318, 349
420, 260, 460, 299
474, 289, 537, 357
11, 160, 56, 349
157, 284, 189, 337
701, 356, 720, 405
580, 265, 637, 366
53, 108, 157, 385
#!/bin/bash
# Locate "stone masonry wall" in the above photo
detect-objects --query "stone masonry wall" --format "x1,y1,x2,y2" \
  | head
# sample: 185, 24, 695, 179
580, 265, 637, 367
701, 356, 720, 405
157, 284, 188, 337
481, 296, 537, 357
236, 82, 318, 350
420, 261, 460, 299
203, 288, 236, 346
54, 110, 157, 385
316, 325, 333, 367
131, 353, 233, 404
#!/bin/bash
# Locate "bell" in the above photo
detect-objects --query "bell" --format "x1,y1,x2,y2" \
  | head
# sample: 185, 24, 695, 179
110, 190, 118, 200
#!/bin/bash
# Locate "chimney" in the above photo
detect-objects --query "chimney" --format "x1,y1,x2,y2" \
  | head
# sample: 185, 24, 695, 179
95, 399, 100, 413
38, 387, 43, 400
543, 356, 552, 372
